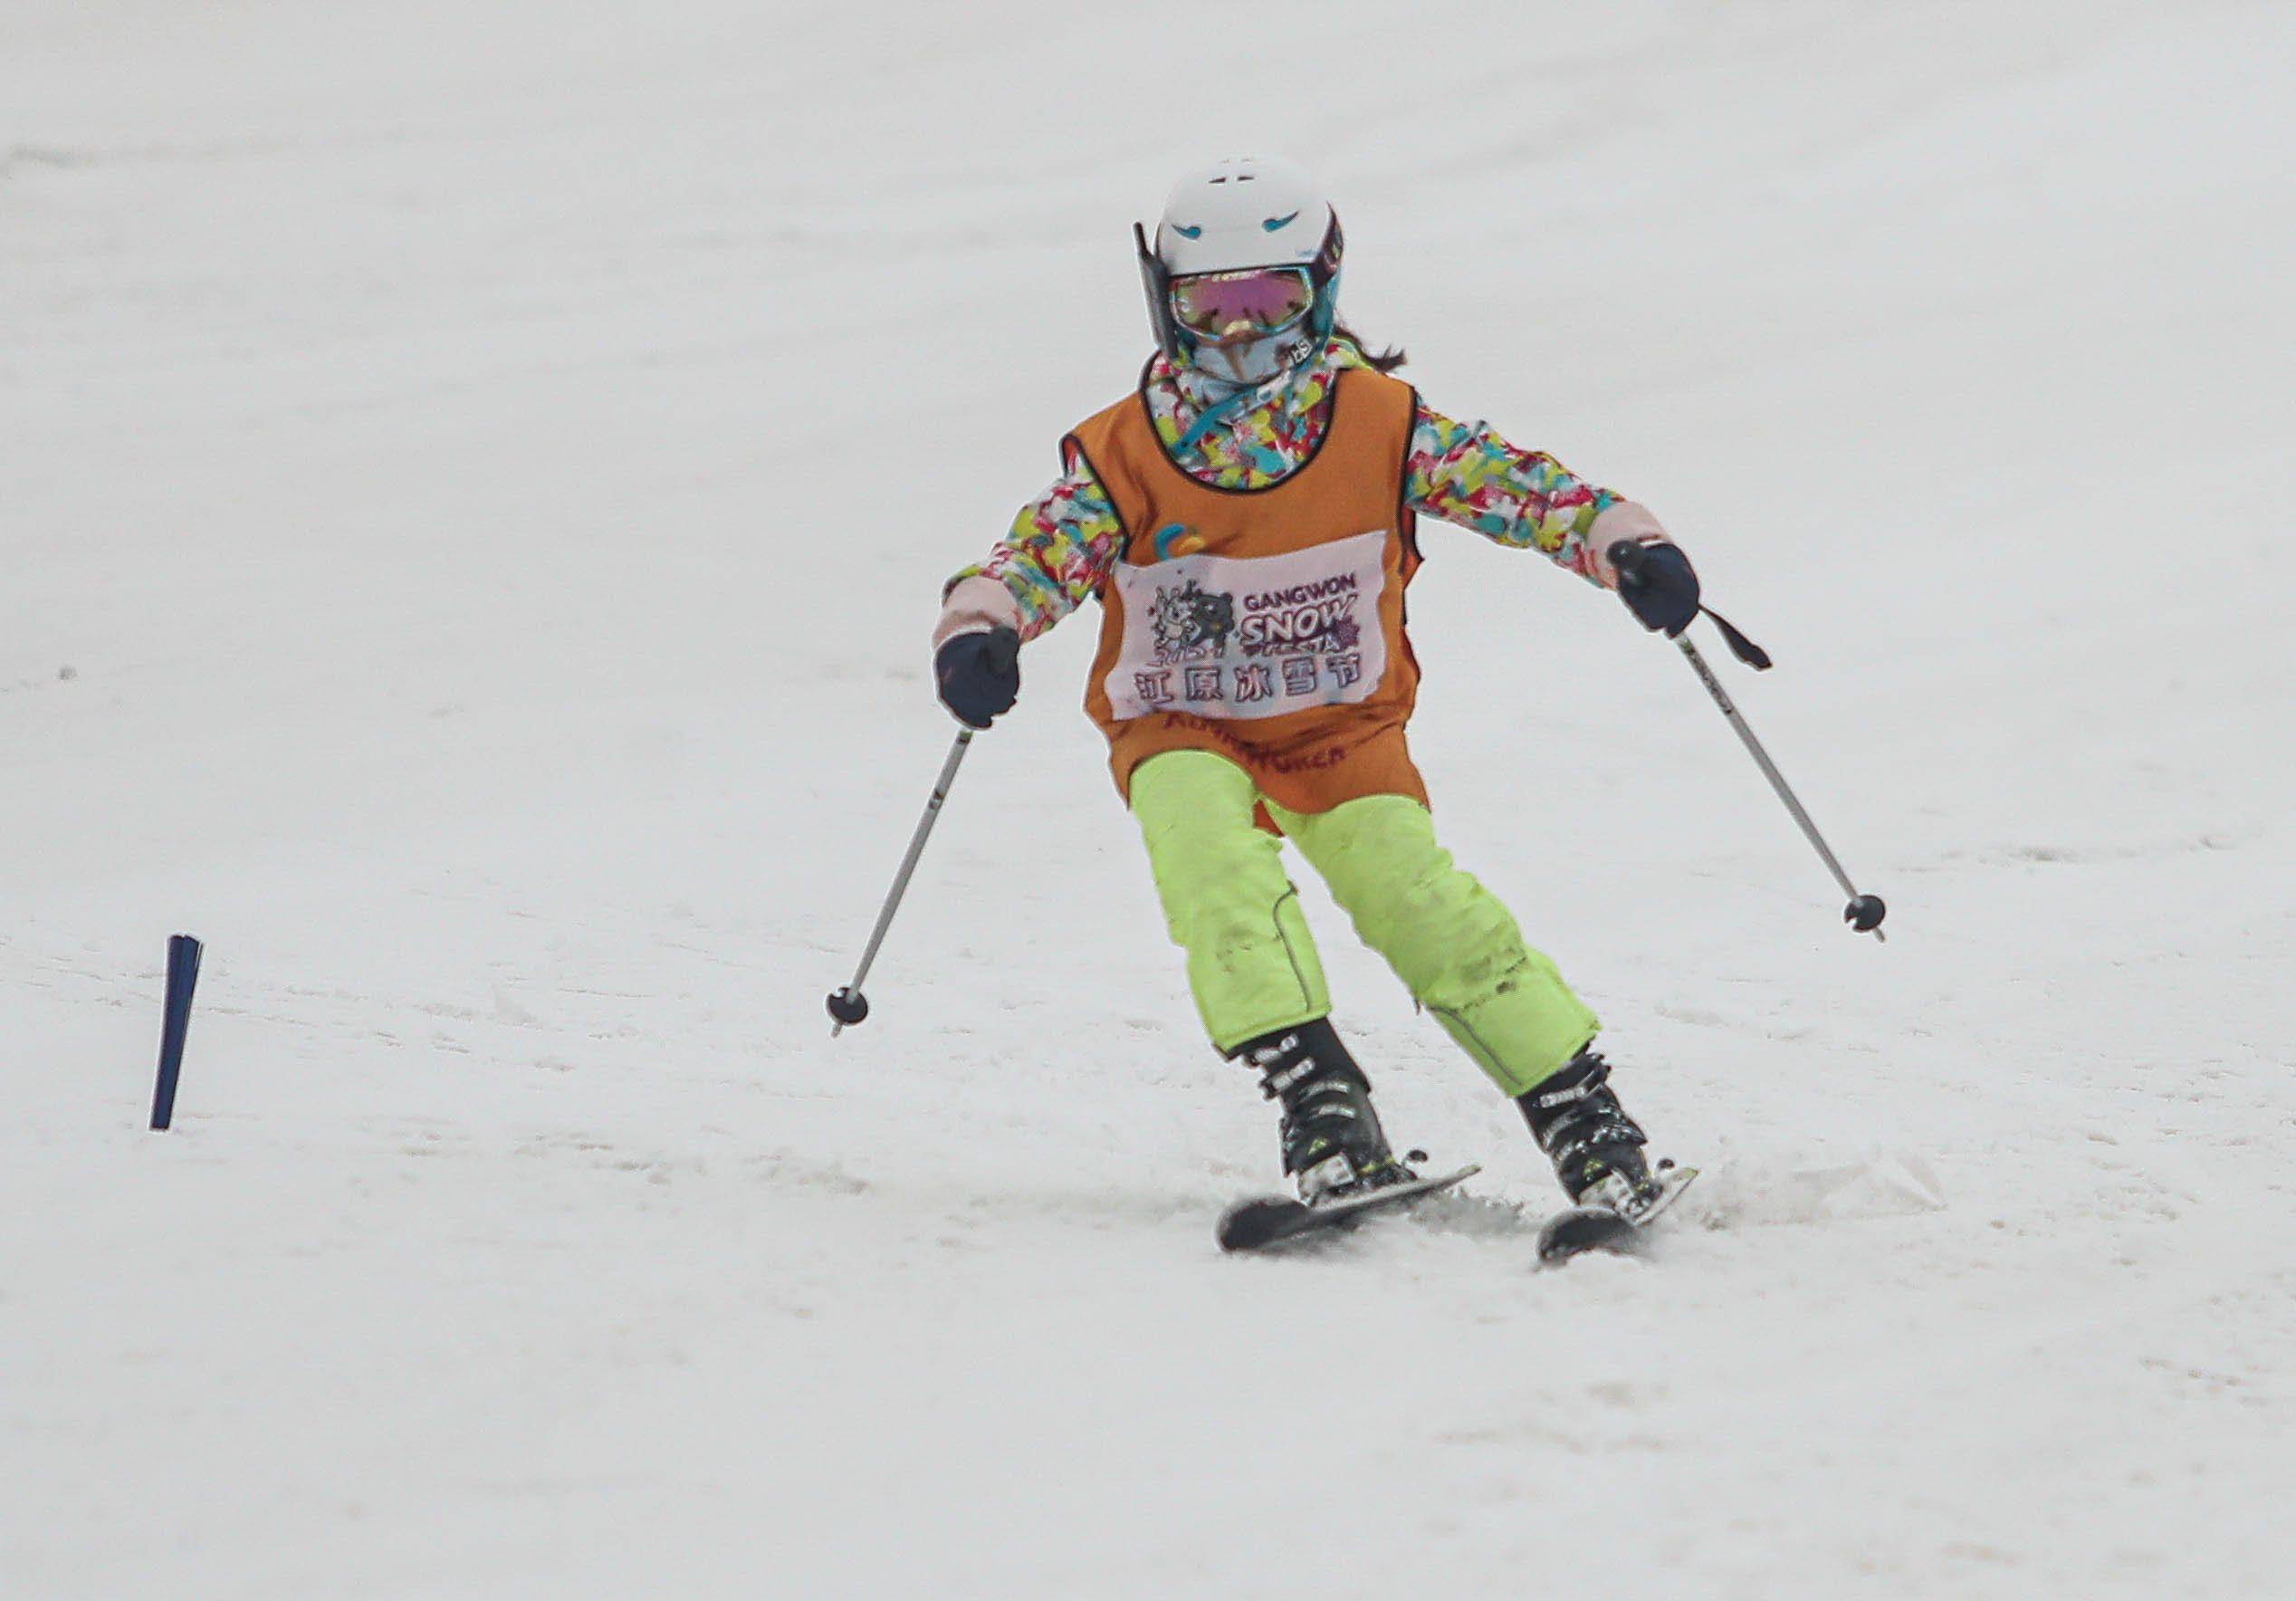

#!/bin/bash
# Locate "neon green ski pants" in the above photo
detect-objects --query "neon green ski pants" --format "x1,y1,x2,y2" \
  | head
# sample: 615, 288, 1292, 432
1129, 749, 1599, 1096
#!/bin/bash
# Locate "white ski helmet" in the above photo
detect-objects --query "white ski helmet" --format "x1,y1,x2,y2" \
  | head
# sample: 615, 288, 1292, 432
1134, 155, 1344, 386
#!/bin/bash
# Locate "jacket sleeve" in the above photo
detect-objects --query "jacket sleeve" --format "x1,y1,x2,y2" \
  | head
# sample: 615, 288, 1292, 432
939, 458, 1125, 646
1405, 401, 1668, 588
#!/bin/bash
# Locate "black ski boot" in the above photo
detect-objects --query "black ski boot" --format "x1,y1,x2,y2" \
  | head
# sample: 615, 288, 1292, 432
1517, 1049, 1666, 1217
1236, 1020, 1413, 1203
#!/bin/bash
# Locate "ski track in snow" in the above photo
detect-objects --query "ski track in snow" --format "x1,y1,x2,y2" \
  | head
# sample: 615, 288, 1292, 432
5, 2, 2293, 1596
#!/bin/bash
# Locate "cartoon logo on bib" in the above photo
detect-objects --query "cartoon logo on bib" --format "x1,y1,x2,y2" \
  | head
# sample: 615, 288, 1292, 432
1149, 579, 1237, 664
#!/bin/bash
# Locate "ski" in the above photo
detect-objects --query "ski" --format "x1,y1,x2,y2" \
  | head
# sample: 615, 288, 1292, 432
1216, 1164, 1480, 1252
1535, 1165, 1698, 1266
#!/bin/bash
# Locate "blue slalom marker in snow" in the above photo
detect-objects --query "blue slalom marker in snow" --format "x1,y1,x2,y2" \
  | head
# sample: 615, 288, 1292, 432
149, 935, 203, 1131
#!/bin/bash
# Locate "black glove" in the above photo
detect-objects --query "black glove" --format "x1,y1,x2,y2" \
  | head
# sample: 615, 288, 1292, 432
1608, 540, 1699, 638
935, 626, 1020, 729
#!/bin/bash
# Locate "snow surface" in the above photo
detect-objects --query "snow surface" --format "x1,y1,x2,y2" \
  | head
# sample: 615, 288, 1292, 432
5, 2, 2293, 1596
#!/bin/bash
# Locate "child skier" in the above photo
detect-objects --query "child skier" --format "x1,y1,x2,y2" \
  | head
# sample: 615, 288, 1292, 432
931, 157, 1703, 1218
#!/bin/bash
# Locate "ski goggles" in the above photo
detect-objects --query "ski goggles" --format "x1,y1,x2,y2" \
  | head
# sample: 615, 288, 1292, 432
1168, 266, 1315, 340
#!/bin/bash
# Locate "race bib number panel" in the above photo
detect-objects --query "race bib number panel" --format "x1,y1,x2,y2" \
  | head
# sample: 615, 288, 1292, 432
1104, 529, 1391, 723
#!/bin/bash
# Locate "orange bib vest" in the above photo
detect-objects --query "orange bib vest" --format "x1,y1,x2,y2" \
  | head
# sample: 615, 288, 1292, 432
1067, 363, 1427, 817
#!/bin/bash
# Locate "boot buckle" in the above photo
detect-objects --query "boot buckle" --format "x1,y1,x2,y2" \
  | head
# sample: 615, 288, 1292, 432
1295, 1151, 1359, 1202
1583, 1167, 1662, 1222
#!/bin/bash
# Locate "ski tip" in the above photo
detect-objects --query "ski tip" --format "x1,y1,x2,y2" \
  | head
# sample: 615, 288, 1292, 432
1215, 1164, 1482, 1252
1535, 1166, 1700, 1266
1535, 1205, 1637, 1266
1215, 1195, 1312, 1252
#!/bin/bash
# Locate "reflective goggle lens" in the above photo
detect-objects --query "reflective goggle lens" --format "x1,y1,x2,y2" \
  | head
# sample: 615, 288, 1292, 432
1169, 268, 1315, 339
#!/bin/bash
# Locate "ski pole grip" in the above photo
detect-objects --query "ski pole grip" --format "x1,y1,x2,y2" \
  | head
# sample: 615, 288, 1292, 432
1607, 539, 1650, 585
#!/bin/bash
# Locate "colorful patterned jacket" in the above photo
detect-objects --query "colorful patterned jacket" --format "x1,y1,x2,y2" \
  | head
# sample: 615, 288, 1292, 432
937, 335, 1667, 648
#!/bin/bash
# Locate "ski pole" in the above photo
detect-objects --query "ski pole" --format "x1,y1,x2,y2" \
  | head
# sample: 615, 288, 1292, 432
1612, 542, 1887, 942
826, 727, 976, 1034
